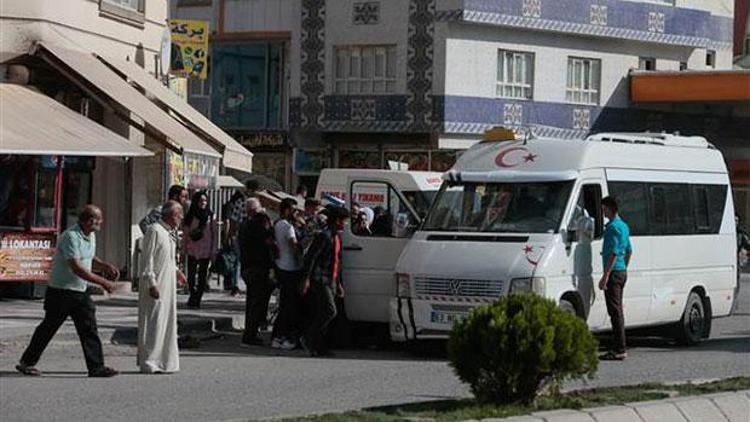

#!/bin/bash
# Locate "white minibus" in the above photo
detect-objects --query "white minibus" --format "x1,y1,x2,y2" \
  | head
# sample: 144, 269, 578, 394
391, 132, 738, 345
315, 169, 442, 328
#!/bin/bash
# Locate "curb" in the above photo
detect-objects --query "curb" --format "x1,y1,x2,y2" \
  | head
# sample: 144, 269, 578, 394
474, 389, 750, 422
0, 315, 236, 348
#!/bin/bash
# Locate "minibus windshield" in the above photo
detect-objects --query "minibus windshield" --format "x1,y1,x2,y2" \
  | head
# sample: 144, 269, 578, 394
422, 181, 574, 233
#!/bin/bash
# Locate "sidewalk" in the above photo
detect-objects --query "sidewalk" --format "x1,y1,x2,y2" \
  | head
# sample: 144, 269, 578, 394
0, 289, 254, 347
474, 390, 750, 422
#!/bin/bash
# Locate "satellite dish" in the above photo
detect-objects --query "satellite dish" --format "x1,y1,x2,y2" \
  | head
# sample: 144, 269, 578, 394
159, 26, 171, 76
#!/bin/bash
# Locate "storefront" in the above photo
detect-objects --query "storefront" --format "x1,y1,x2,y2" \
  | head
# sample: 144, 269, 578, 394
234, 131, 291, 190
0, 83, 152, 291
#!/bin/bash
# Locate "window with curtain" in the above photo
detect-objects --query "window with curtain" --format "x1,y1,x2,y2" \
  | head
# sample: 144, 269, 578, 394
496, 50, 534, 99
566, 57, 601, 105
334, 45, 397, 94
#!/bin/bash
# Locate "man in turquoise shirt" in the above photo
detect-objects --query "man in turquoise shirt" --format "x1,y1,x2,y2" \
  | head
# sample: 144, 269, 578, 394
599, 196, 633, 361
16, 205, 121, 377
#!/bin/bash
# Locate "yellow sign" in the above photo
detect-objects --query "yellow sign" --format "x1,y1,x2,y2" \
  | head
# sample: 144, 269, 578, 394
169, 19, 209, 79
482, 127, 517, 142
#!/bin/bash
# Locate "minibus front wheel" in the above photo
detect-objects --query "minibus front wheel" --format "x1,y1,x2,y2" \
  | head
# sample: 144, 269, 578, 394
674, 291, 710, 346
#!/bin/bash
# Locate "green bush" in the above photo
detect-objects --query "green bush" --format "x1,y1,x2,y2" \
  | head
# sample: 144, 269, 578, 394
447, 293, 598, 404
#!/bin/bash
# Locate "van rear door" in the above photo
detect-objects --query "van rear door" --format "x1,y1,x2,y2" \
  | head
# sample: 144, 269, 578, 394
342, 178, 421, 323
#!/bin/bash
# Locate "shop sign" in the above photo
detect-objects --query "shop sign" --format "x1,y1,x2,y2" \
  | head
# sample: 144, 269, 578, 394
184, 153, 219, 190
294, 149, 330, 175
167, 150, 186, 188
237, 132, 288, 149
169, 19, 209, 80
0, 232, 56, 281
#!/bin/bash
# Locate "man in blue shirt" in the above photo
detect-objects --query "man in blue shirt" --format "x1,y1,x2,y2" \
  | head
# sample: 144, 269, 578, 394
16, 205, 121, 377
599, 196, 633, 361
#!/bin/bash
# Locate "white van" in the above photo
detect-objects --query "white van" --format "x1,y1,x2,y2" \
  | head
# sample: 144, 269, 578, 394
315, 169, 443, 326
391, 132, 738, 345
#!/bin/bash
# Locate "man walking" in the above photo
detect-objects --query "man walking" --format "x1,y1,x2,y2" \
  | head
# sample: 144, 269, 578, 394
138, 201, 186, 374
599, 196, 633, 361
271, 198, 303, 350
225, 180, 261, 296
238, 198, 275, 346
16, 205, 120, 377
301, 206, 349, 357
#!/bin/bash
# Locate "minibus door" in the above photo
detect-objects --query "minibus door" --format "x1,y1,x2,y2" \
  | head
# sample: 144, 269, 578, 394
342, 179, 421, 323
569, 181, 608, 329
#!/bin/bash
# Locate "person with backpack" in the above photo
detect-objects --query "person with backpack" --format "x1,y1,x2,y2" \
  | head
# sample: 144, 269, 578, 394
183, 191, 218, 309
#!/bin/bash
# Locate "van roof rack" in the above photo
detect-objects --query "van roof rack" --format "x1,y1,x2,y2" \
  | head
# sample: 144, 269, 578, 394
586, 132, 712, 149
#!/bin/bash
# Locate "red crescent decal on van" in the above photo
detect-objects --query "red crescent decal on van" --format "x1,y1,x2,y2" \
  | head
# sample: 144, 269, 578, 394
495, 147, 538, 168
523, 245, 546, 267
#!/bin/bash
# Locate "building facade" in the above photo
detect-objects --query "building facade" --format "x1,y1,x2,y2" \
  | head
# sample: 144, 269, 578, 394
172, 0, 294, 190
1, 0, 251, 286
290, 0, 739, 186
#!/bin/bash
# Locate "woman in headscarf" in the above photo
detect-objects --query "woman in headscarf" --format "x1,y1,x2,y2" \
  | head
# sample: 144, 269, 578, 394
183, 191, 218, 308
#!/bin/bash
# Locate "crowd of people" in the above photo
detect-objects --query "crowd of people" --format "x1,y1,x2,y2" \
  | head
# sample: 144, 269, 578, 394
14, 180, 352, 378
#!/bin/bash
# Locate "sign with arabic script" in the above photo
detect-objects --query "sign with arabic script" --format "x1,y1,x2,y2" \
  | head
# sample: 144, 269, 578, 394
0, 232, 57, 282
169, 19, 209, 79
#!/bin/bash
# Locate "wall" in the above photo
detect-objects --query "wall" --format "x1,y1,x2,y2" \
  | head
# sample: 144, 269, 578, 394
1, 0, 167, 68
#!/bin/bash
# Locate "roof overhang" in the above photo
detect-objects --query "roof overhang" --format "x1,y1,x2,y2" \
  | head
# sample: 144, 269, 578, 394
0, 83, 153, 157
630, 70, 750, 103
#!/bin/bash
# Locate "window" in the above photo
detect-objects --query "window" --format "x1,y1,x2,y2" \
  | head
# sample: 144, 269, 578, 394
608, 182, 649, 236
679, 62, 688, 71
566, 57, 601, 105
638, 57, 656, 71
745, 36, 750, 55
100, 0, 144, 23
350, 181, 417, 238
706, 50, 716, 68
571, 184, 603, 239
188, 78, 210, 117
422, 181, 574, 234
334, 45, 397, 94
609, 181, 727, 236
496, 50, 534, 99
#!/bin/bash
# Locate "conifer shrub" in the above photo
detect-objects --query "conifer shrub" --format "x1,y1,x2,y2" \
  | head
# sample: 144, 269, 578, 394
447, 293, 598, 404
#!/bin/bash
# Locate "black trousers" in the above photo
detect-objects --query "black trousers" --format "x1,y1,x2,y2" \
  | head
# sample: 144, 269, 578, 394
305, 281, 337, 353
272, 269, 304, 339
20, 287, 105, 374
187, 256, 210, 306
605, 271, 628, 354
242, 268, 273, 341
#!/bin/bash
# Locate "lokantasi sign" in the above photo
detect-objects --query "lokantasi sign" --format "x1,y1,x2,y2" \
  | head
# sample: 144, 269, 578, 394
0, 232, 56, 281
169, 19, 209, 79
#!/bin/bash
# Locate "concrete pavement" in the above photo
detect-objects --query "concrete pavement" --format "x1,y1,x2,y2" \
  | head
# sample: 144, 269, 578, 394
478, 390, 750, 422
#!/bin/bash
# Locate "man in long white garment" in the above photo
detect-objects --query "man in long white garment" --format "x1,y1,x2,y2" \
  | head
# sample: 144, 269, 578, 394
138, 200, 186, 374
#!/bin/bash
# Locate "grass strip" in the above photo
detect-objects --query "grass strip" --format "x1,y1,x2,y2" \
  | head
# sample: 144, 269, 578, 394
281, 376, 750, 422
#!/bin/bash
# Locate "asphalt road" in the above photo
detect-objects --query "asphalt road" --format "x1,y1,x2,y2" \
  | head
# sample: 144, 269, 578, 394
1, 279, 748, 421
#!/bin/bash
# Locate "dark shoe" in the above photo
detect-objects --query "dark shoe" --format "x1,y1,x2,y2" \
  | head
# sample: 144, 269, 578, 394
16, 363, 41, 376
89, 366, 119, 377
241, 336, 264, 346
599, 351, 627, 361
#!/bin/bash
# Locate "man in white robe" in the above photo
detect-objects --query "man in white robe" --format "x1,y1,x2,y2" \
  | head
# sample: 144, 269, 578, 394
138, 200, 186, 374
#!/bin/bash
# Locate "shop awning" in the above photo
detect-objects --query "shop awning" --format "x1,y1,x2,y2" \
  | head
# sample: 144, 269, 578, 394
631, 70, 750, 103
98, 56, 253, 173
217, 175, 244, 188
34, 42, 220, 159
0, 83, 153, 157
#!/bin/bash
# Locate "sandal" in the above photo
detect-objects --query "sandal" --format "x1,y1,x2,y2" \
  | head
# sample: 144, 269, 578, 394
599, 351, 627, 361
16, 363, 42, 376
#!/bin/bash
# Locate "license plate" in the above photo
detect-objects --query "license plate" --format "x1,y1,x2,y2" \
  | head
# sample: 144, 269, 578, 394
430, 310, 467, 325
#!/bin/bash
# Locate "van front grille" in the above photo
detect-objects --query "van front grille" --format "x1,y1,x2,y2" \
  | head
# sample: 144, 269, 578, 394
414, 277, 504, 298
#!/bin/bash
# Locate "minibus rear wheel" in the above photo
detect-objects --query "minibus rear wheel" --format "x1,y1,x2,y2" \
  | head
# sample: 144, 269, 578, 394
675, 292, 705, 346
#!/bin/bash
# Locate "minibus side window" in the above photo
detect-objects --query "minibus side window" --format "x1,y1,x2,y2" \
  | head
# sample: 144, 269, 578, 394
607, 182, 649, 236
693, 186, 710, 231
350, 181, 417, 238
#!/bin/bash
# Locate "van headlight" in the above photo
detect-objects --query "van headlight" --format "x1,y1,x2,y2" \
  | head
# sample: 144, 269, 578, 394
509, 277, 546, 294
396, 273, 411, 298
